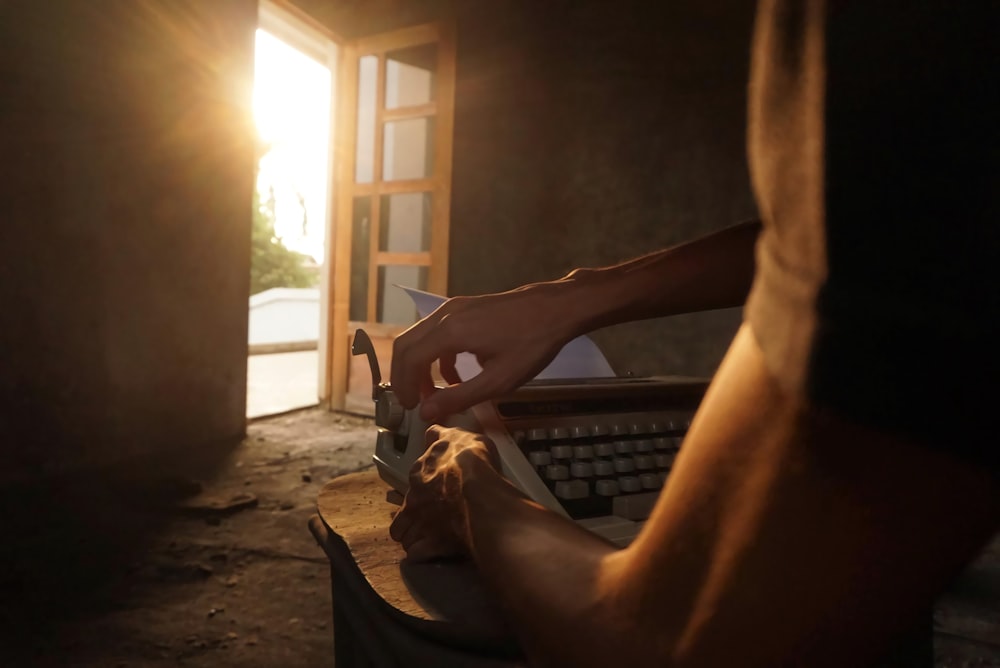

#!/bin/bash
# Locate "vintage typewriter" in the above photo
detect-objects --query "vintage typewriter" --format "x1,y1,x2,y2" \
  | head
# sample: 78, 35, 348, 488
353, 330, 708, 546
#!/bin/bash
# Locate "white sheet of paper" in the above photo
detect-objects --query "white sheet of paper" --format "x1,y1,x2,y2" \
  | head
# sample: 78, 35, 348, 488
400, 286, 616, 381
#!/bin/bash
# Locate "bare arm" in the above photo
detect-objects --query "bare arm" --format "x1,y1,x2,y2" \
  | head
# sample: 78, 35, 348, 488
561, 217, 760, 330
391, 219, 760, 421
391, 324, 1000, 666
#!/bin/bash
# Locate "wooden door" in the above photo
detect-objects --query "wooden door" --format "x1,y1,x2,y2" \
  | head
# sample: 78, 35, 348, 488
325, 22, 456, 414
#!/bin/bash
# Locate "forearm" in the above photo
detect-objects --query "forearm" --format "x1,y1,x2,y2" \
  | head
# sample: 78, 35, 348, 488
458, 461, 627, 666
389, 219, 759, 417
456, 439, 718, 667
551, 218, 760, 335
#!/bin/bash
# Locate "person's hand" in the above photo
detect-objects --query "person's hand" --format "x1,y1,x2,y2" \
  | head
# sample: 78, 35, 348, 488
389, 425, 502, 561
391, 281, 581, 422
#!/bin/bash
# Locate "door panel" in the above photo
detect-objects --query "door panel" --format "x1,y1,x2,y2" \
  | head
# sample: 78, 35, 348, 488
326, 22, 455, 414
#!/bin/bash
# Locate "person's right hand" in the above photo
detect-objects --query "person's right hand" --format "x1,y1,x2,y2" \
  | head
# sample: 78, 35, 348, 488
390, 281, 583, 422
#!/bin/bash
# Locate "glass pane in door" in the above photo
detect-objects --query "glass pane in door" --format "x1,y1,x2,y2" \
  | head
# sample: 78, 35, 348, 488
355, 55, 378, 184
382, 117, 435, 181
385, 44, 437, 109
349, 197, 371, 321
377, 265, 428, 325
379, 193, 432, 252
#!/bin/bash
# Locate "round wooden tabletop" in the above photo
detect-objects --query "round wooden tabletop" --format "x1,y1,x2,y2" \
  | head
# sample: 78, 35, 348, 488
315, 468, 520, 653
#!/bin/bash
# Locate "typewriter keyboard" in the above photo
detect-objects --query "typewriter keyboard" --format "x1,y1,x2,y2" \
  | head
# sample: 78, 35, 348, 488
511, 414, 691, 522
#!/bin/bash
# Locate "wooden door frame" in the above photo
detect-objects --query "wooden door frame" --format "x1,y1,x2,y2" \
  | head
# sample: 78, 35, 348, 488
324, 20, 456, 411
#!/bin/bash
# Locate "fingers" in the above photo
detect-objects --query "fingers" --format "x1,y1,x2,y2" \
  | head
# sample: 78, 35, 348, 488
417, 370, 436, 404
419, 367, 513, 422
389, 505, 464, 561
396, 517, 421, 551
392, 312, 461, 408
389, 427, 495, 562
391, 290, 565, 416
391, 320, 439, 409
439, 352, 461, 386
388, 504, 412, 543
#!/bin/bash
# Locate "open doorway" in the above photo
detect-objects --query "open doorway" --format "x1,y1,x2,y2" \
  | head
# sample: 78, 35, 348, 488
243, 3, 456, 418
246, 1, 337, 418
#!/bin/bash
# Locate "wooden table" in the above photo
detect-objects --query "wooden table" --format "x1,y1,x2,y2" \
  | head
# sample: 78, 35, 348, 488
310, 468, 526, 667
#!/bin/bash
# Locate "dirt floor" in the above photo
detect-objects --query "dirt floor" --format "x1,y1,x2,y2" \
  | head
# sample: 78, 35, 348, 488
1, 406, 998, 667
3, 408, 374, 668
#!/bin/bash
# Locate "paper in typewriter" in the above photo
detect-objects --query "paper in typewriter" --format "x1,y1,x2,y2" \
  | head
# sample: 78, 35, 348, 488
399, 286, 617, 381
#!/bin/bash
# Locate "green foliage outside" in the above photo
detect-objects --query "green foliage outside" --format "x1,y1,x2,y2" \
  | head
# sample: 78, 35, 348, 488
250, 187, 318, 295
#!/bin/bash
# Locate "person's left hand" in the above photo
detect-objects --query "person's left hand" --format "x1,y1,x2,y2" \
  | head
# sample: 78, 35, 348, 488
389, 425, 501, 562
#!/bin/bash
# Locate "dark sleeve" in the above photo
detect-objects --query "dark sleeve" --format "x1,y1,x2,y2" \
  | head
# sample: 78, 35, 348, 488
808, 2, 998, 465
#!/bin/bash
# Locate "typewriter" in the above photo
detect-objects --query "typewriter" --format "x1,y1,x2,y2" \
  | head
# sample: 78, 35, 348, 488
353, 330, 708, 547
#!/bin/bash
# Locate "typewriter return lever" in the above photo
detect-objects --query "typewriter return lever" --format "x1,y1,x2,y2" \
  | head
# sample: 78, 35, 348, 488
351, 329, 407, 434
351, 328, 383, 399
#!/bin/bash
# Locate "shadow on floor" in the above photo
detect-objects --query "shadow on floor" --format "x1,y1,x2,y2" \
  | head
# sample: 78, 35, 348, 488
0, 408, 375, 668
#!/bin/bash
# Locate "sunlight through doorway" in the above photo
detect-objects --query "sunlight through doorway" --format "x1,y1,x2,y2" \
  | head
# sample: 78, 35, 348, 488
247, 4, 336, 418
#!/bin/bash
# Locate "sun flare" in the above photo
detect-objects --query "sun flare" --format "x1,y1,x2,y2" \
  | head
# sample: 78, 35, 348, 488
252, 29, 331, 263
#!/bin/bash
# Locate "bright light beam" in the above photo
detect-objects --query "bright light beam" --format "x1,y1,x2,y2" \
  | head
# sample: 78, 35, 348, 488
252, 29, 331, 263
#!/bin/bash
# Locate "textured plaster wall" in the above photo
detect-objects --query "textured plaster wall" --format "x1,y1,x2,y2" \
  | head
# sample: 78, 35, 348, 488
0, 0, 257, 483
447, 0, 759, 379
296, 0, 759, 379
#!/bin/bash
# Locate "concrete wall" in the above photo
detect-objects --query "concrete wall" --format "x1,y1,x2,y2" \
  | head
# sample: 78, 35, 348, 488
447, 0, 759, 379
0, 0, 256, 483
0, 0, 257, 619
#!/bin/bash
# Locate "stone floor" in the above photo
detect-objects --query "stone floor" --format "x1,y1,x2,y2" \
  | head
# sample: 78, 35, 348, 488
1, 407, 997, 667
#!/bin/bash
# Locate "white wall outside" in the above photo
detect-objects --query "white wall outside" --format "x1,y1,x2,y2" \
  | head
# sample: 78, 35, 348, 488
248, 288, 320, 345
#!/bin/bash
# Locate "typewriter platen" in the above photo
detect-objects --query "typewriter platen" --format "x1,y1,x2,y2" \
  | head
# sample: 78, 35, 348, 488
353, 330, 708, 547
